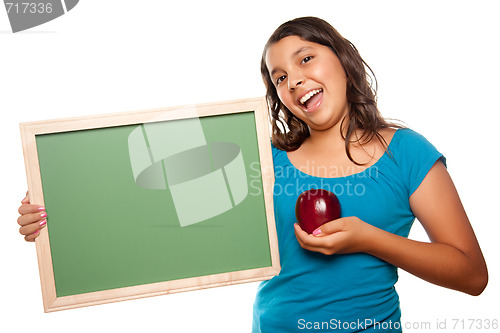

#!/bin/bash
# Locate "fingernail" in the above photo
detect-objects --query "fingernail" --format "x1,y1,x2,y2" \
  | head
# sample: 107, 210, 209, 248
39, 220, 47, 227
313, 228, 322, 236
37, 206, 45, 211
40, 212, 47, 218
34, 230, 40, 235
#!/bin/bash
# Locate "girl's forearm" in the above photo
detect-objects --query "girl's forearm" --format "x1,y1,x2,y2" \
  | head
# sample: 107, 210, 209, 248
365, 227, 488, 296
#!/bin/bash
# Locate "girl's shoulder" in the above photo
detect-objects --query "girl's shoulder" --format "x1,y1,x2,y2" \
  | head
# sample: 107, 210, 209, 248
270, 140, 283, 157
388, 127, 440, 153
387, 127, 447, 196
270, 140, 289, 167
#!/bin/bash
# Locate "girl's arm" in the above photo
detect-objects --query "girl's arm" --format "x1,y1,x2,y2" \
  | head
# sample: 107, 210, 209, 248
294, 160, 488, 295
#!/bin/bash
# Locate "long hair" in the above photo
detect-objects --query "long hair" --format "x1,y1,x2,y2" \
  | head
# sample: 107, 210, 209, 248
261, 16, 402, 165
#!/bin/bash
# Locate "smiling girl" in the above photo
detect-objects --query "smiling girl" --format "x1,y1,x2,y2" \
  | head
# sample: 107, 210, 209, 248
17, 16, 488, 333
251, 17, 487, 332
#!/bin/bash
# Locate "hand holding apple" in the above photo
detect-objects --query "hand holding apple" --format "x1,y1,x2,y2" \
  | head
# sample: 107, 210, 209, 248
294, 216, 378, 255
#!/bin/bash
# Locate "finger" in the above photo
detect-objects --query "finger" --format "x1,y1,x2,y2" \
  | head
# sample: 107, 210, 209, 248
19, 219, 47, 237
294, 223, 308, 236
17, 210, 47, 227
312, 218, 346, 237
294, 224, 328, 250
18, 203, 45, 216
294, 226, 313, 250
24, 230, 40, 242
21, 191, 30, 204
294, 223, 320, 244
294, 224, 310, 243
294, 223, 344, 255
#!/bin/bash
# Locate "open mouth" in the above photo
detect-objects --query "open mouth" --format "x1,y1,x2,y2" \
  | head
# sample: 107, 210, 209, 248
299, 89, 323, 111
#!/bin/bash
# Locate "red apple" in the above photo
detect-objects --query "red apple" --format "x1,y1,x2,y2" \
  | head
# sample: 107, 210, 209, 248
295, 189, 341, 234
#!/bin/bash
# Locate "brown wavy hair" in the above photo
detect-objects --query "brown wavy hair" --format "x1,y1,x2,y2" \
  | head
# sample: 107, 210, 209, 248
261, 16, 402, 165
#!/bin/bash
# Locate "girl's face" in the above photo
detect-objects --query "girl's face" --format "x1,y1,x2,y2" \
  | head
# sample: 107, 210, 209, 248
265, 36, 349, 133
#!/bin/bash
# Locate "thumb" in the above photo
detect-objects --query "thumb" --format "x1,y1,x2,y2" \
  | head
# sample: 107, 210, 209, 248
312, 218, 345, 236
21, 191, 30, 204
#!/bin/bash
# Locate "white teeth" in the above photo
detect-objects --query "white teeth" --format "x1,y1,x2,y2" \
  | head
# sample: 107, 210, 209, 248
299, 89, 322, 105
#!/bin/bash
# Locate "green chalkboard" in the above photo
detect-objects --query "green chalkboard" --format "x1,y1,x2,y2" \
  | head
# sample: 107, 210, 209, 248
20, 98, 279, 311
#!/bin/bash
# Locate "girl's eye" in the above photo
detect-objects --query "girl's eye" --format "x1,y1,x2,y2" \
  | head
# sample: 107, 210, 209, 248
301, 56, 312, 64
276, 75, 286, 85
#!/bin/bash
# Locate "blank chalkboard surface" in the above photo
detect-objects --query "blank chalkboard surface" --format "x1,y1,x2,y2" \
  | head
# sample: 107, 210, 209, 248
20, 97, 279, 312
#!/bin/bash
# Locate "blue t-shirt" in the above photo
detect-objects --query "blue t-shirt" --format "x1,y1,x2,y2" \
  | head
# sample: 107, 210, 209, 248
252, 128, 446, 332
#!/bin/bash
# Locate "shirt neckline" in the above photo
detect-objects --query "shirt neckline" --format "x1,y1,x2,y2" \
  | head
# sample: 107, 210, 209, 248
283, 128, 403, 180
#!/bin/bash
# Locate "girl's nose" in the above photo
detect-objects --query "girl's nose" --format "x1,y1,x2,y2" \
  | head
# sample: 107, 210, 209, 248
288, 74, 304, 91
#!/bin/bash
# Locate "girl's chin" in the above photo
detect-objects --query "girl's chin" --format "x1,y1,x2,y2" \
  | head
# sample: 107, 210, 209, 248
305, 114, 345, 132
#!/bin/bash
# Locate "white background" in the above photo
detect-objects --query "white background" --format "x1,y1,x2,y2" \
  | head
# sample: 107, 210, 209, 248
1, 1, 499, 332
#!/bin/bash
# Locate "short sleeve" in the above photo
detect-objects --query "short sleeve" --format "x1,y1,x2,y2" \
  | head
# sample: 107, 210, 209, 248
393, 129, 447, 197
270, 141, 289, 178
271, 141, 281, 160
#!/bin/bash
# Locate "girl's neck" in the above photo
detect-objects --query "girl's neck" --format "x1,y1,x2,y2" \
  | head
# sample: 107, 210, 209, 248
304, 118, 351, 154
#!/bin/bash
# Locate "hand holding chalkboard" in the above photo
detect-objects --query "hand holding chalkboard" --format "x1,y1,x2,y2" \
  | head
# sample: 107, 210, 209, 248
17, 191, 47, 242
